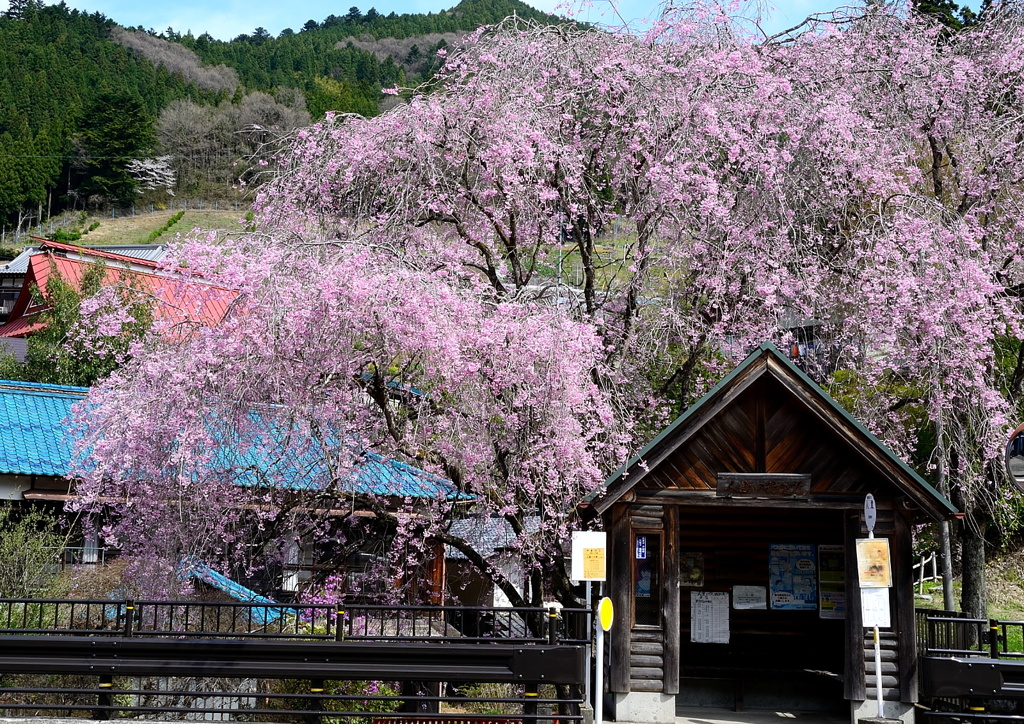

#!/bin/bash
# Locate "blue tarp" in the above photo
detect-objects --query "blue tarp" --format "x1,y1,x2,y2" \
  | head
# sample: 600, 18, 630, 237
181, 560, 296, 623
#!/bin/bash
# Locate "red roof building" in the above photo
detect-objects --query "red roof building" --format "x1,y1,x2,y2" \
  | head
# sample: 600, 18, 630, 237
0, 240, 237, 350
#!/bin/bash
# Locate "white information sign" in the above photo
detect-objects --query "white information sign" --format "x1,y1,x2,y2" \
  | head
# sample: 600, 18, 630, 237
691, 591, 730, 644
860, 586, 891, 628
732, 585, 767, 610
570, 531, 607, 581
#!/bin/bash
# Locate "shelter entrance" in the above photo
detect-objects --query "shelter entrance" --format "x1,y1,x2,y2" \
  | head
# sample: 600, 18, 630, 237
673, 504, 845, 710
594, 345, 957, 723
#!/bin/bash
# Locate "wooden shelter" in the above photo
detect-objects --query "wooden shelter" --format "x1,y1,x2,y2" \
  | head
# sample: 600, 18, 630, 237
585, 343, 956, 724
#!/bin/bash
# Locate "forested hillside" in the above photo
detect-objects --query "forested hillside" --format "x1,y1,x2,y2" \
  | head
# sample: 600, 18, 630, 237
0, 0, 561, 232
176, 0, 558, 114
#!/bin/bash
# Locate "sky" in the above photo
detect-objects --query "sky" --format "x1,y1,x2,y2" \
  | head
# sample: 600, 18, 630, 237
0, 0, 982, 42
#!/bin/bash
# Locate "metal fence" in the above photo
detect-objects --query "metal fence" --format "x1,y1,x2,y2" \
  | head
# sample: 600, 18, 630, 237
0, 598, 589, 722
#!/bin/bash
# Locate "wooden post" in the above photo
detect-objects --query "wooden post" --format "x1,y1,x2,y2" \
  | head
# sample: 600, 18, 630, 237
663, 504, 680, 695
844, 511, 867, 701
609, 503, 631, 693
894, 507, 918, 703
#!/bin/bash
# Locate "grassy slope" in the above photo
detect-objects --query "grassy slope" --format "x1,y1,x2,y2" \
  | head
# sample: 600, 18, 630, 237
0, 209, 248, 256
78, 209, 247, 246
914, 555, 1024, 620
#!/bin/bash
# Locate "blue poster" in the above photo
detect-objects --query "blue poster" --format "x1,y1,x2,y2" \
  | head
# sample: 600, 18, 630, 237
769, 543, 817, 610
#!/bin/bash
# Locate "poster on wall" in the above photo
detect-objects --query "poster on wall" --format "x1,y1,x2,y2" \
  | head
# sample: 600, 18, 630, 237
691, 591, 730, 643
818, 544, 846, 619
680, 552, 704, 587
769, 543, 818, 610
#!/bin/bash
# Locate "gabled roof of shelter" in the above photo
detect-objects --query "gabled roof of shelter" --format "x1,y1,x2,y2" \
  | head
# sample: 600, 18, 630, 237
588, 342, 957, 521
0, 380, 88, 477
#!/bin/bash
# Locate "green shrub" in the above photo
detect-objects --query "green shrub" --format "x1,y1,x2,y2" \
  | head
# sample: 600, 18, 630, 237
0, 504, 69, 597
264, 679, 401, 724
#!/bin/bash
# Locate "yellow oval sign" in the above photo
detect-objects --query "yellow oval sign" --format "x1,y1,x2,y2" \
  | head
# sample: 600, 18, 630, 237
598, 597, 614, 631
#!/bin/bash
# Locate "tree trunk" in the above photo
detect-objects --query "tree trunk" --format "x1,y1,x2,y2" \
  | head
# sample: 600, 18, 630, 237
959, 517, 987, 619
939, 519, 956, 611
935, 433, 956, 611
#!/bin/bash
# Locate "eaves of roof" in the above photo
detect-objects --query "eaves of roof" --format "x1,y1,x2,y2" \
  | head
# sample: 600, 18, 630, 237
586, 342, 957, 521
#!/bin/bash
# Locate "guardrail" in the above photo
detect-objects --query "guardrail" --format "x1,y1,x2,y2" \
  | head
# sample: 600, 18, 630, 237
918, 609, 1024, 720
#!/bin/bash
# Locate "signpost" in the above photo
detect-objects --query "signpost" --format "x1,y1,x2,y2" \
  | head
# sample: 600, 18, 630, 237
571, 531, 608, 724
858, 494, 892, 720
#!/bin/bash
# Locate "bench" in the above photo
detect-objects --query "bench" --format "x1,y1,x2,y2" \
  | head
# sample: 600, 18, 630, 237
679, 648, 842, 711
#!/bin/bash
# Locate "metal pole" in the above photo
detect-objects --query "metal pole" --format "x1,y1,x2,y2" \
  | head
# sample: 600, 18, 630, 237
584, 583, 592, 707
594, 620, 604, 724
869, 526, 883, 718
873, 625, 883, 718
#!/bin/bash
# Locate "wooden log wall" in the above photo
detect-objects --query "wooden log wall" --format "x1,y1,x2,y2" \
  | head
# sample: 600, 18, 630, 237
628, 505, 666, 693
864, 630, 902, 702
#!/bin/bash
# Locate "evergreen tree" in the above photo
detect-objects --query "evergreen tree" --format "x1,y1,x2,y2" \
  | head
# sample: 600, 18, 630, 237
75, 89, 156, 206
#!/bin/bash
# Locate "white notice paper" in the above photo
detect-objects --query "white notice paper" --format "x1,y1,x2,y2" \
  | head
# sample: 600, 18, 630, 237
860, 586, 891, 628
691, 591, 730, 644
732, 585, 767, 610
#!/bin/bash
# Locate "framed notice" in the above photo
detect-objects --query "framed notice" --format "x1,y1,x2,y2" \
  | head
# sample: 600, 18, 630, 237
818, 544, 846, 619
769, 543, 817, 610
570, 531, 607, 581
856, 538, 892, 588
861, 586, 891, 628
680, 552, 704, 587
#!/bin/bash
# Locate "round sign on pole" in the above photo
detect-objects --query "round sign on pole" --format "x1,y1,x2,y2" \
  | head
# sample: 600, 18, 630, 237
864, 493, 876, 535
598, 597, 614, 631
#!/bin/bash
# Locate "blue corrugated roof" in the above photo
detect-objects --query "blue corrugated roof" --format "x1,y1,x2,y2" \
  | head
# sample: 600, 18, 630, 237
0, 380, 88, 477
0, 380, 459, 500
224, 433, 460, 499
208, 406, 460, 499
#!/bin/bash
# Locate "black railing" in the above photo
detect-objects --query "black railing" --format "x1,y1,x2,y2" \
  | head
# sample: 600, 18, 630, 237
0, 598, 591, 644
0, 598, 589, 722
917, 608, 1024, 660
0, 682, 579, 722
917, 608, 992, 657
